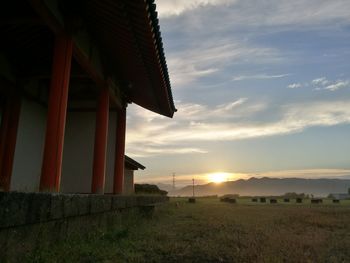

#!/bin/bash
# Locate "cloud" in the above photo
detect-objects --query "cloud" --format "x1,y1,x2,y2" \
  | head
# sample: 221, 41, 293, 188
218, 98, 247, 111
324, 81, 350, 91
129, 147, 208, 158
159, 2, 350, 90
157, 0, 350, 28
233, 74, 290, 81
126, 99, 350, 157
168, 42, 283, 87
156, 0, 235, 17
312, 77, 329, 86
287, 83, 302, 89
310, 77, 350, 91
164, 98, 264, 122
286, 77, 349, 91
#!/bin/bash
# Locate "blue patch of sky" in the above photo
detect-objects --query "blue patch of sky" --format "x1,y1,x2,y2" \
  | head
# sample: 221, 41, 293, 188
131, 1, 350, 181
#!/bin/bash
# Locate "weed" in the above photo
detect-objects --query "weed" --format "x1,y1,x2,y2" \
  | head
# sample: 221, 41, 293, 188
27, 197, 350, 263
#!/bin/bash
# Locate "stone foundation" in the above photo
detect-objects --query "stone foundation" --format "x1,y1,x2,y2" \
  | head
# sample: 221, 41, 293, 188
0, 192, 168, 261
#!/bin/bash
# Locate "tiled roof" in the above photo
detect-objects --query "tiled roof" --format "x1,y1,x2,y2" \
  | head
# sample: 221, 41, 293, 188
86, 0, 176, 117
125, 155, 145, 170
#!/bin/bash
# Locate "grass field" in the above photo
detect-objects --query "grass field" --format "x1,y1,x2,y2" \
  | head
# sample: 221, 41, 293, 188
29, 197, 350, 263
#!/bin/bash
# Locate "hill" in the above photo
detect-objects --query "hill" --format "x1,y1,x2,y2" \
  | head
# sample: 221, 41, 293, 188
169, 177, 350, 197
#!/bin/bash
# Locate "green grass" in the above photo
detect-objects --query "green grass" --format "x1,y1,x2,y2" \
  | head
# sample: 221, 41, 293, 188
28, 197, 350, 263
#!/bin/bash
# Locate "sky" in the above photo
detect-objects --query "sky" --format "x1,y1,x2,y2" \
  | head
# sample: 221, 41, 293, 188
127, 0, 350, 186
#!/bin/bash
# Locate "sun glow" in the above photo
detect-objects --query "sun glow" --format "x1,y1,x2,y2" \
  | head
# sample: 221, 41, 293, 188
208, 172, 230, 183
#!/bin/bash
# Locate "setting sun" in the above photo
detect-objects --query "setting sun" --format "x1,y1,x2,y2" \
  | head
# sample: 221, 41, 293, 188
208, 173, 230, 183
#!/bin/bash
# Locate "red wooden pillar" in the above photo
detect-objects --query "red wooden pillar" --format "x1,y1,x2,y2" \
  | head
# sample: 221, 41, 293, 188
40, 34, 73, 192
91, 87, 109, 194
0, 96, 21, 191
113, 107, 126, 194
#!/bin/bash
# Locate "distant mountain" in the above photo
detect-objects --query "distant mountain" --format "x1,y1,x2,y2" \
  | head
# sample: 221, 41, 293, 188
172, 177, 350, 197
156, 183, 178, 192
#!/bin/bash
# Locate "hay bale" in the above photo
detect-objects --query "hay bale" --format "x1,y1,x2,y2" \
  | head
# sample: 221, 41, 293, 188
220, 197, 236, 203
220, 197, 229, 202
296, 198, 303, 203
188, 197, 196, 203
269, 199, 277, 204
311, 199, 322, 204
260, 197, 266, 203
220, 194, 239, 203
283, 198, 290, 203
227, 198, 236, 204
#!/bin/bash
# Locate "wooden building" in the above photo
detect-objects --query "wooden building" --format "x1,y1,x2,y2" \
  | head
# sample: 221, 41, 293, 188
0, 0, 175, 194
124, 156, 145, 194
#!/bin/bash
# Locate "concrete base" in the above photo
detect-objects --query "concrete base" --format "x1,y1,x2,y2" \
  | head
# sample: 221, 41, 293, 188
0, 192, 168, 261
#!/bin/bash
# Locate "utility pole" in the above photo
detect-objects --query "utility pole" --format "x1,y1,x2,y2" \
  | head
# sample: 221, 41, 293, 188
188, 178, 196, 203
172, 172, 176, 190
192, 178, 195, 197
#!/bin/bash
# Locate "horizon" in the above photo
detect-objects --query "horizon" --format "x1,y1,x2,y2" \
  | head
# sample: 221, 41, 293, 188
128, 0, 350, 185
137, 170, 350, 189
160, 176, 350, 197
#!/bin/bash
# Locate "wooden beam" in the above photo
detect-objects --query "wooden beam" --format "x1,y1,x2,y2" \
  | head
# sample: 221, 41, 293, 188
0, 53, 16, 84
29, 0, 125, 109
72, 35, 123, 109
21, 73, 91, 81
0, 17, 44, 26
22, 90, 47, 108
68, 107, 120, 113
29, 0, 64, 35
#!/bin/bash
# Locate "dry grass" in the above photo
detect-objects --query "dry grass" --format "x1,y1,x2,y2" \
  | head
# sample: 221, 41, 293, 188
29, 197, 350, 263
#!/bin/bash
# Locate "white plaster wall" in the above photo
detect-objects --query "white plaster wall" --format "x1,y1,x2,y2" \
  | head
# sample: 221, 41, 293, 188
61, 111, 117, 194
10, 104, 121, 194
11, 98, 47, 192
60, 112, 96, 193
123, 169, 134, 194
